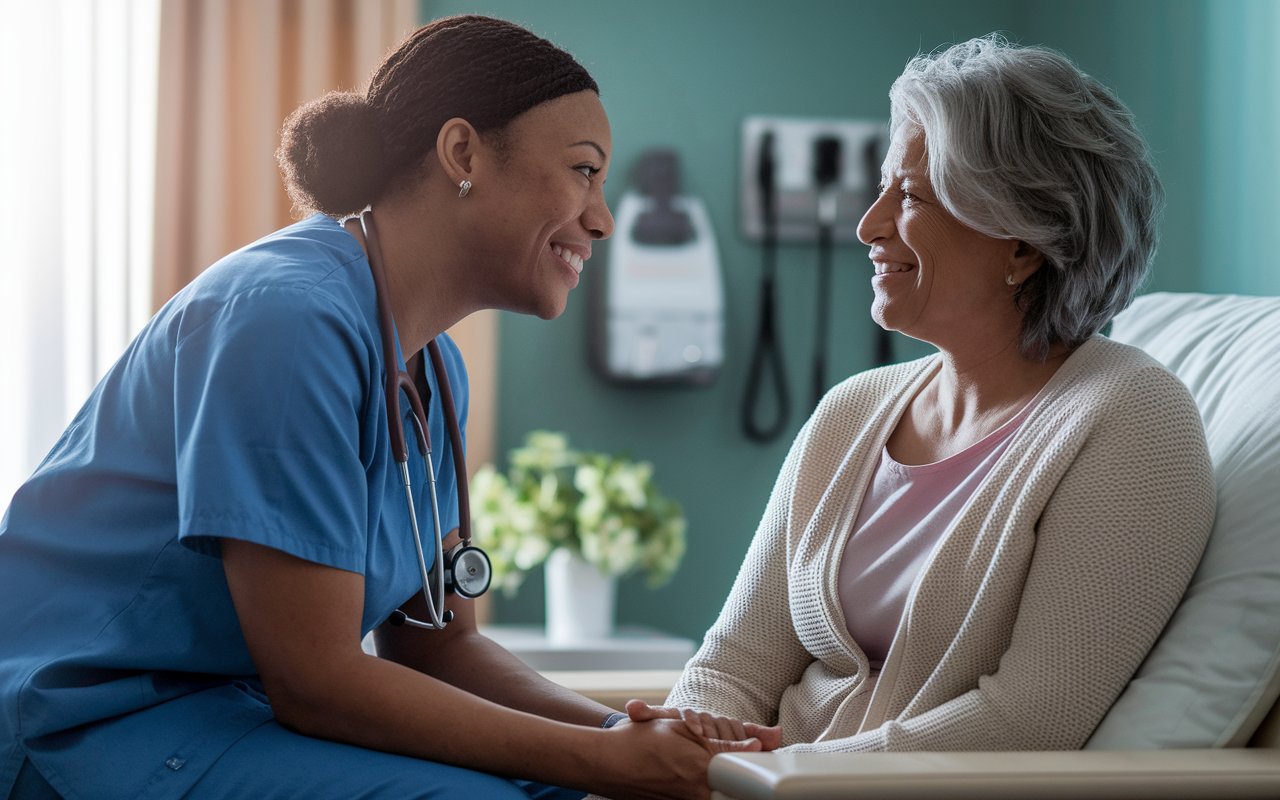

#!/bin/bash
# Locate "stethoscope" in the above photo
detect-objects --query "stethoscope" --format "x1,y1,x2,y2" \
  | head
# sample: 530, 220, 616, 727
343, 208, 492, 630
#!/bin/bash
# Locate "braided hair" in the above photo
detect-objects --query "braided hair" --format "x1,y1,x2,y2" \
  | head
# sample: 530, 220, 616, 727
278, 15, 599, 217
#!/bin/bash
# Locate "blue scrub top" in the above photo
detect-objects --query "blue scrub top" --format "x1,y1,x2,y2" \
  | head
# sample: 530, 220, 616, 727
0, 214, 467, 800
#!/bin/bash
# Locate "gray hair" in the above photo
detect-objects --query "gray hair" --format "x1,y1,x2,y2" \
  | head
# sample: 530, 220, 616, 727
889, 34, 1163, 360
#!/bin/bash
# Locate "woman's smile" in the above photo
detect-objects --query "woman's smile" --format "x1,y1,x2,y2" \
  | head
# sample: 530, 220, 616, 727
550, 241, 588, 280
870, 252, 918, 295
871, 257, 915, 276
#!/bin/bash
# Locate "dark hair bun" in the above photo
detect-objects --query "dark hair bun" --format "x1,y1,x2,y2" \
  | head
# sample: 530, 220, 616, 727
277, 92, 385, 217
277, 16, 597, 218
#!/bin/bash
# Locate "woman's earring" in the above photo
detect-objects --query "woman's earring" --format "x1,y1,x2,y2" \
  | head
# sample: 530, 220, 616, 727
458, 180, 472, 198
1006, 274, 1017, 286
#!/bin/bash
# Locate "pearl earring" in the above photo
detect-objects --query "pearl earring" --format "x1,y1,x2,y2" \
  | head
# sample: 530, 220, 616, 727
1006, 274, 1017, 286
458, 180, 472, 198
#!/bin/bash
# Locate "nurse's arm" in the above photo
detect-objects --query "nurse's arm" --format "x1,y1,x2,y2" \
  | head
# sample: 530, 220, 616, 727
370, 528, 623, 726
220, 537, 746, 799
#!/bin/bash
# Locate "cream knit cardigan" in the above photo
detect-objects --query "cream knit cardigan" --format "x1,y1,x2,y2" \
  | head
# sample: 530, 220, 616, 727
666, 337, 1216, 752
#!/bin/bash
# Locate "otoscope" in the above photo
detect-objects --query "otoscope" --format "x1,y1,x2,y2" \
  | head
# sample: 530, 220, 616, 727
741, 131, 791, 443
810, 136, 842, 410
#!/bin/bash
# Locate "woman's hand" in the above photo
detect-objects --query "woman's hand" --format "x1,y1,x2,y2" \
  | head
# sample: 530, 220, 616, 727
620, 699, 783, 752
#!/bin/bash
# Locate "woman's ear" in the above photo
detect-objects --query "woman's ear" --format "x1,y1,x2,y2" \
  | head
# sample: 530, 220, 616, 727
435, 117, 480, 189
1009, 240, 1045, 284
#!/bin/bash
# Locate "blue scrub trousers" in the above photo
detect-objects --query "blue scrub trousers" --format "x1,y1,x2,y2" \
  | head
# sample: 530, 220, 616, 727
9, 762, 59, 800
9, 722, 587, 800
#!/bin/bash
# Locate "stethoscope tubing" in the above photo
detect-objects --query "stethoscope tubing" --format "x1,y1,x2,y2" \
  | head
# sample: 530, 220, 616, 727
400, 459, 449, 629
356, 209, 473, 630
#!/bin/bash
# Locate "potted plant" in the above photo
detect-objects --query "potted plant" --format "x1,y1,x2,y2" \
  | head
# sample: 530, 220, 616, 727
470, 431, 686, 643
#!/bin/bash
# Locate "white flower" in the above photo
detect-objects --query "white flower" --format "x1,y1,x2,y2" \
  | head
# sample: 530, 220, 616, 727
469, 432, 687, 596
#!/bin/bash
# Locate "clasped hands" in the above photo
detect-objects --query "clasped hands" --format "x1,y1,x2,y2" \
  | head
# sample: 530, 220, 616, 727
615, 698, 782, 753
586, 699, 781, 800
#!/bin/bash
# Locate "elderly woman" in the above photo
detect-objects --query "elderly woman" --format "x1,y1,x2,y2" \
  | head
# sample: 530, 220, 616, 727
651, 36, 1216, 753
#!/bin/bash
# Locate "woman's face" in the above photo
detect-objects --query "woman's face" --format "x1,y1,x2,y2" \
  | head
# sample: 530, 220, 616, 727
468, 90, 614, 320
856, 126, 1024, 348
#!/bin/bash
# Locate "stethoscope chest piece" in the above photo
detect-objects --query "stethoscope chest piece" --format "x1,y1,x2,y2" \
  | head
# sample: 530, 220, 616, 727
446, 543, 492, 599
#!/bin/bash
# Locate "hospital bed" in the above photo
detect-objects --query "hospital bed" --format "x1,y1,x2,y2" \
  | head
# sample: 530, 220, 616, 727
708, 292, 1280, 799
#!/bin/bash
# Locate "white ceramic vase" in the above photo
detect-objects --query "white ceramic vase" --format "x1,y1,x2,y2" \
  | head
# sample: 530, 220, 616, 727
544, 547, 616, 644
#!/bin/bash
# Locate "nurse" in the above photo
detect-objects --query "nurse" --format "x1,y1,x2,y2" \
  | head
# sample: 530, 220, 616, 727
0, 15, 768, 800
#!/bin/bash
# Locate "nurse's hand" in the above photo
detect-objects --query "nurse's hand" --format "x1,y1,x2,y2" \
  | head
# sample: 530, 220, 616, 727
596, 715, 762, 800
620, 699, 783, 751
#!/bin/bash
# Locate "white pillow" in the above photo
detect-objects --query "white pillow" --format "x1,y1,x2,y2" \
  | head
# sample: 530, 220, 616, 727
1087, 292, 1280, 749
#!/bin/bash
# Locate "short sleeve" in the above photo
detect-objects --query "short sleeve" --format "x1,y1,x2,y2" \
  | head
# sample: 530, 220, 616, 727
174, 286, 374, 573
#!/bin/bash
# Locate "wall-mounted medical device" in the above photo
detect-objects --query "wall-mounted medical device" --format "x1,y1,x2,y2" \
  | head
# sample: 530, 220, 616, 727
589, 149, 724, 386
739, 117, 889, 442
740, 116, 886, 244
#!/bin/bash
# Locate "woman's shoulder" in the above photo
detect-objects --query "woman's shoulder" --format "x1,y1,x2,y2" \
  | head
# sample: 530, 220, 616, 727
213, 215, 365, 296
1030, 336, 1208, 456
163, 215, 374, 343
1051, 336, 1198, 412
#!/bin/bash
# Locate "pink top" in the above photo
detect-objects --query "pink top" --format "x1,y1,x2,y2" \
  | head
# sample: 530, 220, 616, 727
838, 401, 1035, 668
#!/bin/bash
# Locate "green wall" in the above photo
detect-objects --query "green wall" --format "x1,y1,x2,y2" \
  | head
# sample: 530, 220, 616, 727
1020, 0, 1206, 294
1018, 0, 1280, 297
418, 1, 1231, 642
1202, 0, 1280, 295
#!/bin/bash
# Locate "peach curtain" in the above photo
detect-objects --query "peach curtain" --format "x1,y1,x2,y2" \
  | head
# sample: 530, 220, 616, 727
1, 0, 161, 504
151, 0, 500, 477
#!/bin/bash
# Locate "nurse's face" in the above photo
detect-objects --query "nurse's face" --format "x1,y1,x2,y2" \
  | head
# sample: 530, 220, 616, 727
471, 91, 614, 320
856, 126, 1024, 348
